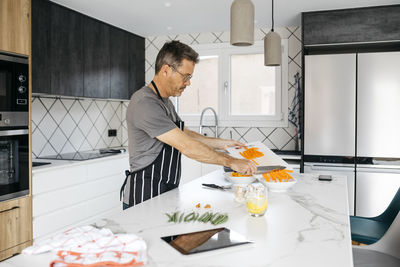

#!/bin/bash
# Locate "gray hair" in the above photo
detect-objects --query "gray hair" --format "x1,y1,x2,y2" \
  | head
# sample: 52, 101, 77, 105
155, 40, 199, 74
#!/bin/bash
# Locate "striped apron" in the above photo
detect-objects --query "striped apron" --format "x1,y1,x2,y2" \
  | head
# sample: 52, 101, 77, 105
120, 81, 183, 208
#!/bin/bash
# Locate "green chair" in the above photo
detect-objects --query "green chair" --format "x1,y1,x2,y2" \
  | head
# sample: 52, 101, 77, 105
350, 187, 400, 245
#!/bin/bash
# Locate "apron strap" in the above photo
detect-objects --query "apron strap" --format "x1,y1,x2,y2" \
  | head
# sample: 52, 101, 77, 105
120, 170, 132, 201
151, 81, 164, 102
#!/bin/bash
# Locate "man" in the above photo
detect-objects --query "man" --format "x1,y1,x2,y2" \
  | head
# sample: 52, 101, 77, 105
121, 41, 256, 209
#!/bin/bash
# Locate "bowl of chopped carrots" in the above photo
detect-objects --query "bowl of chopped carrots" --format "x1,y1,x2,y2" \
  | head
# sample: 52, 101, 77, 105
254, 169, 297, 192
224, 172, 256, 185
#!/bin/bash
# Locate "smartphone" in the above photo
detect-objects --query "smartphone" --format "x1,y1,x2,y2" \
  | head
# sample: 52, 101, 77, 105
318, 174, 332, 181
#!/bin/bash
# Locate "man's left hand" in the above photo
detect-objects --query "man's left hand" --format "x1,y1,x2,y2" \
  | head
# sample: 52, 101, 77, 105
217, 139, 245, 151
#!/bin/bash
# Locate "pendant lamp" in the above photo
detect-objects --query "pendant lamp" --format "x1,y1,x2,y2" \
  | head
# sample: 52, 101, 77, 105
230, 0, 254, 46
264, 0, 281, 66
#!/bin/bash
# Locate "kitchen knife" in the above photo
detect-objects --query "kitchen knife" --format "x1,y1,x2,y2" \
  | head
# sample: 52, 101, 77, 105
202, 183, 231, 191
223, 165, 286, 174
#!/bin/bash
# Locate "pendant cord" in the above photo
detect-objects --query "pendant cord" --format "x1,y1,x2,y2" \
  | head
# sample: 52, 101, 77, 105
272, 0, 274, 32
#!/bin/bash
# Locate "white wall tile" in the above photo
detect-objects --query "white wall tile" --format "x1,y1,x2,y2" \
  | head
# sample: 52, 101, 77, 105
87, 101, 101, 123
69, 128, 85, 151
38, 113, 57, 140
32, 130, 47, 157
59, 113, 76, 137
48, 100, 67, 124
48, 128, 67, 153
31, 97, 47, 123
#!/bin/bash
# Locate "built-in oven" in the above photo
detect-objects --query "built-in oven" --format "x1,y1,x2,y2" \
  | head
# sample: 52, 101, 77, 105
0, 53, 29, 202
0, 127, 29, 202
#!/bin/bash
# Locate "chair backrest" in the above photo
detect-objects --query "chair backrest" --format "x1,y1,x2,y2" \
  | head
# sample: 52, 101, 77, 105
368, 211, 400, 259
375, 187, 400, 223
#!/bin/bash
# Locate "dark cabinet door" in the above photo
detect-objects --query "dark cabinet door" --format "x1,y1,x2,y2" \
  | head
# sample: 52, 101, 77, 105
302, 5, 400, 46
110, 28, 129, 99
31, 0, 51, 94
128, 34, 145, 98
50, 4, 83, 96
83, 17, 110, 98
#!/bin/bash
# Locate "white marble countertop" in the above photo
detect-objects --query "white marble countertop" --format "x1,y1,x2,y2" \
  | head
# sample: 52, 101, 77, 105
2, 170, 353, 267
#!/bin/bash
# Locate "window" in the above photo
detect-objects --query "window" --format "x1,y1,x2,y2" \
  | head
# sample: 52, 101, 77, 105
175, 40, 288, 128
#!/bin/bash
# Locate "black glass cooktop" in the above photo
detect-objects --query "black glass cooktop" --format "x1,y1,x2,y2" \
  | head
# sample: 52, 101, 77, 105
37, 148, 125, 161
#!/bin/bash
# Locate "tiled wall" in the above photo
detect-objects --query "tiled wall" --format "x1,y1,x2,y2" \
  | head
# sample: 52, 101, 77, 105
32, 26, 302, 157
145, 26, 302, 151
31, 96, 129, 158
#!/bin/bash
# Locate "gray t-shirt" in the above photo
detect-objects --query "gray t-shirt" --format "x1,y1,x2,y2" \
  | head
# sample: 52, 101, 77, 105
126, 86, 181, 172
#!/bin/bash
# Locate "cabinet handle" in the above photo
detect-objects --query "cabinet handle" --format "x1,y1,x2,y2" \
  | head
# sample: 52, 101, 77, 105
0, 206, 20, 214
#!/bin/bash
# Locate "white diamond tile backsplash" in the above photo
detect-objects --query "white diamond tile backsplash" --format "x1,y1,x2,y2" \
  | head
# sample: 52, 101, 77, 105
31, 97, 129, 158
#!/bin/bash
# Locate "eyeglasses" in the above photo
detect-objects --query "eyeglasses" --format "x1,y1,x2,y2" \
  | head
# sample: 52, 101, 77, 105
169, 65, 193, 82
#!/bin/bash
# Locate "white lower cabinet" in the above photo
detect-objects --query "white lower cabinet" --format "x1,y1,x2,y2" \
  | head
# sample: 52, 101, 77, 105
32, 156, 129, 240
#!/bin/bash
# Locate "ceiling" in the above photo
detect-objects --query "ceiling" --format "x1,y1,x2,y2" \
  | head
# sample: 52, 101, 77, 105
50, 0, 399, 37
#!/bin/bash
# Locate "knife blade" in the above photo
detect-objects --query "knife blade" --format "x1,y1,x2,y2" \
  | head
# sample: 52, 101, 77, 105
223, 165, 286, 174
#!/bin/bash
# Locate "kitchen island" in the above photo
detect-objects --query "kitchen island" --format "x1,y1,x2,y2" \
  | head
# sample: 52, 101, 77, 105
1, 170, 353, 267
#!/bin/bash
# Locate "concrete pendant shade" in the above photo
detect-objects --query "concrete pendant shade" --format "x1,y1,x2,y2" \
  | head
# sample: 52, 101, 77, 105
264, 30, 281, 66
230, 0, 254, 46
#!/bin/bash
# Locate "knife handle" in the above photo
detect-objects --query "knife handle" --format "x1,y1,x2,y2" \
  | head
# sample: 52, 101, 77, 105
202, 183, 223, 190
223, 166, 234, 173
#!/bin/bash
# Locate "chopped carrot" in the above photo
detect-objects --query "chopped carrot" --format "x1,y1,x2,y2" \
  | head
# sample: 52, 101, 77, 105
195, 203, 200, 208
263, 169, 293, 183
240, 147, 264, 160
204, 204, 211, 209
232, 172, 252, 177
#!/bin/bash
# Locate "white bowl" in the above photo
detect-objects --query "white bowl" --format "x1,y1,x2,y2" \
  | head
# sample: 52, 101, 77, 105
224, 172, 256, 185
254, 174, 297, 192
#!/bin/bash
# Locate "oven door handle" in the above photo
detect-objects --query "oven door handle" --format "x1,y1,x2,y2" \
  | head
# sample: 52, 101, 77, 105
0, 129, 29, 136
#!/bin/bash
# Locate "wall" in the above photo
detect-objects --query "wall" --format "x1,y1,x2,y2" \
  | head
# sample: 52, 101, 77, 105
31, 96, 128, 158
32, 26, 302, 157
145, 26, 302, 150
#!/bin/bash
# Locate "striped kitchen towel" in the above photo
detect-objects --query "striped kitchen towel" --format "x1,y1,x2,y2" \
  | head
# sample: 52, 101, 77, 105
22, 225, 147, 266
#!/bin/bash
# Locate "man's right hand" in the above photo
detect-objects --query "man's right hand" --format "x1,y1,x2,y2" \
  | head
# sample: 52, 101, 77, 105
229, 158, 257, 175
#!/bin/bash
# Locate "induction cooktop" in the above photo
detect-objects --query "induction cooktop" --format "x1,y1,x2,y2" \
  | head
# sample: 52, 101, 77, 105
37, 148, 126, 161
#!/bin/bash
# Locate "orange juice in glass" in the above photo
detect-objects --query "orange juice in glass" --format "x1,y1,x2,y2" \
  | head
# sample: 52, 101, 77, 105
246, 185, 268, 217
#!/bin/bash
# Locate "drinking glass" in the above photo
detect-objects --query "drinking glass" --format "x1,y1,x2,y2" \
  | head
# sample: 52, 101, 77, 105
246, 185, 268, 217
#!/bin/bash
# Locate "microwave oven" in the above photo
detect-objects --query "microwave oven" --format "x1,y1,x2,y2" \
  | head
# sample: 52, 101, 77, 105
0, 53, 29, 113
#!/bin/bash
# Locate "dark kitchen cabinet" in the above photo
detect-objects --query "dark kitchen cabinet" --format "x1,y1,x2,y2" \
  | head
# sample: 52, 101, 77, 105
83, 17, 110, 98
31, 0, 144, 99
128, 34, 145, 98
50, 3, 84, 96
302, 5, 400, 46
31, 0, 51, 94
110, 28, 129, 99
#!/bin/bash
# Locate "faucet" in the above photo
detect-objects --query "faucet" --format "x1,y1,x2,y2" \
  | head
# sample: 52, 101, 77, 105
199, 107, 218, 137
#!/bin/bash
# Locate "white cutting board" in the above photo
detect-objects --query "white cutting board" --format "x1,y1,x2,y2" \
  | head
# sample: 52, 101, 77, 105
226, 141, 291, 170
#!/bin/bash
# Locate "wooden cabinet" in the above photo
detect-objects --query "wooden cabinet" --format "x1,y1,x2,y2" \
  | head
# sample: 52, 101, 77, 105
50, 3, 84, 96
83, 17, 110, 98
128, 34, 145, 97
0, 0, 30, 55
31, 0, 51, 94
110, 28, 129, 99
0, 196, 32, 261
